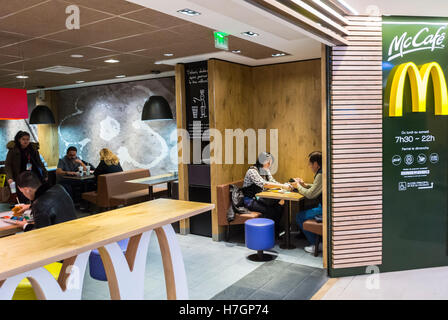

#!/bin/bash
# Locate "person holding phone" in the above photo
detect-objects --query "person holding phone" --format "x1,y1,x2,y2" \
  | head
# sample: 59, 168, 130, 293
291, 151, 323, 253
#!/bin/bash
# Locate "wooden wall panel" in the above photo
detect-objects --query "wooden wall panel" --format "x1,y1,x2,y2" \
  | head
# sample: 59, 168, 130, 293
36, 91, 59, 167
208, 59, 253, 241
330, 16, 383, 269
252, 59, 322, 183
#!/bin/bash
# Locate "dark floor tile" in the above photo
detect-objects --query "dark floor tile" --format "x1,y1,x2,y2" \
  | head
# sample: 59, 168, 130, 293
212, 285, 255, 300
284, 274, 329, 300
260, 270, 309, 297
247, 289, 284, 300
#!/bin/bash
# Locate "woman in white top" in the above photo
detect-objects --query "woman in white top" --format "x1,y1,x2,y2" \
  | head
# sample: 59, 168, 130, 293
242, 152, 291, 237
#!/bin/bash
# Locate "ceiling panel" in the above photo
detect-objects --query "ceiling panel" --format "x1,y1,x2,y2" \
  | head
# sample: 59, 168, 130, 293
46, 17, 157, 46
0, 31, 32, 48
0, 54, 22, 65
94, 30, 186, 52
0, 38, 76, 59
228, 36, 285, 59
0, 0, 47, 19
122, 8, 190, 29
0, 0, 111, 37
57, 0, 144, 15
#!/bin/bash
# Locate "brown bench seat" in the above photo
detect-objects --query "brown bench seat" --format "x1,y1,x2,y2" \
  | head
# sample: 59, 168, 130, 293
217, 180, 261, 241
82, 169, 167, 209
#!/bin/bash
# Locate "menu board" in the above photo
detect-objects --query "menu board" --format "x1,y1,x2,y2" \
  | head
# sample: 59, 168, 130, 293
185, 61, 209, 140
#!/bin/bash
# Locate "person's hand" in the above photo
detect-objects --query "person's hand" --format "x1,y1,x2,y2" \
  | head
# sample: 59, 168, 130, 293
282, 183, 292, 191
74, 159, 83, 165
67, 171, 78, 176
294, 178, 306, 187
8, 179, 13, 186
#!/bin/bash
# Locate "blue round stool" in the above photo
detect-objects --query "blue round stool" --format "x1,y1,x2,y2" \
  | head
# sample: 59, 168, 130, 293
89, 238, 129, 281
245, 218, 276, 262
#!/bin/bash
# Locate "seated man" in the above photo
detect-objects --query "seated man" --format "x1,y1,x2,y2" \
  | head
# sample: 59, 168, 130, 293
56, 146, 94, 202
292, 151, 323, 254
14, 171, 77, 232
56, 146, 89, 177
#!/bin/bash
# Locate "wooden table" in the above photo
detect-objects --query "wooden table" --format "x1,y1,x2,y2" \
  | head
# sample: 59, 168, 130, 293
256, 190, 304, 250
126, 173, 178, 200
0, 198, 214, 300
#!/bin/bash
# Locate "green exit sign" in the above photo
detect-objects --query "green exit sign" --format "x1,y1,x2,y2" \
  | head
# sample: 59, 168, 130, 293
214, 31, 229, 51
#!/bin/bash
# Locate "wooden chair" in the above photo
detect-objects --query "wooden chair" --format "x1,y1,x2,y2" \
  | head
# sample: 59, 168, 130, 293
216, 180, 261, 241
303, 219, 323, 257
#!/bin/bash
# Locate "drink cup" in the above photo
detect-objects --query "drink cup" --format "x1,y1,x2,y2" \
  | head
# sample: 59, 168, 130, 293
78, 166, 84, 177
9, 181, 16, 194
86, 165, 91, 176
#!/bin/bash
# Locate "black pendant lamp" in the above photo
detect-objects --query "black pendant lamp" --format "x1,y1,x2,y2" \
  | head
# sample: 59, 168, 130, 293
141, 96, 173, 121
29, 105, 55, 124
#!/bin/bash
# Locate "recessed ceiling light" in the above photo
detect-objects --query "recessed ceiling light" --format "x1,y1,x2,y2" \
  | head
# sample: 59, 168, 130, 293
242, 31, 259, 37
75, 80, 85, 84
231, 50, 241, 54
177, 8, 201, 16
70, 54, 84, 58
105, 59, 120, 63
16, 75, 28, 79
163, 53, 174, 57
115, 75, 126, 78
272, 53, 286, 57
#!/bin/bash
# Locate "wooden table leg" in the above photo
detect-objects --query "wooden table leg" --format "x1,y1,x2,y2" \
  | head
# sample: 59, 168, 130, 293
167, 182, 172, 199
280, 200, 296, 250
148, 186, 154, 200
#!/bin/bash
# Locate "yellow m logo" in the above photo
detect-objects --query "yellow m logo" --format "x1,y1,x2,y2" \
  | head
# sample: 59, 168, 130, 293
389, 62, 448, 117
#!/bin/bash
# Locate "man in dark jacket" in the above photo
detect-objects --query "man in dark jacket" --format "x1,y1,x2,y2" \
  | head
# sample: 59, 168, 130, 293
14, 171, 77, 232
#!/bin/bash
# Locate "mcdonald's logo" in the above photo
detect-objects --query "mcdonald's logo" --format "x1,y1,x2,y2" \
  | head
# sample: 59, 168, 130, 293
388, 62, 448, 117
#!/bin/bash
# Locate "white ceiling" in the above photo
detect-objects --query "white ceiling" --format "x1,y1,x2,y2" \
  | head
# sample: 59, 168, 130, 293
343, 0, 448, 17
126, 0, 323, 65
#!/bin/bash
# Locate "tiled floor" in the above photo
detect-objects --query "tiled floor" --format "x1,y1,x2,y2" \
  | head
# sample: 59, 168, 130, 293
212, 260, 328, 300
321, 266, 448, 300
82, 232, 324, 300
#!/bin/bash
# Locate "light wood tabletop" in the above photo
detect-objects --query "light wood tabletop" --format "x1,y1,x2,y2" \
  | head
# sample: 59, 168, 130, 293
126, 173, 178, 186
0, 198, 214, 281
257, 190, 304, 202
61, 174, 95, 181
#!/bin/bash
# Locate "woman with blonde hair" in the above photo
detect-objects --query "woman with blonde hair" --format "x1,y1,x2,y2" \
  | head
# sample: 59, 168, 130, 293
93, 148, 123, 184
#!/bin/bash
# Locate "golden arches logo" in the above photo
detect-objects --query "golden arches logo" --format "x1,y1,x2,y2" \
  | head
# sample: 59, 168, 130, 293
389, 62, 448, 117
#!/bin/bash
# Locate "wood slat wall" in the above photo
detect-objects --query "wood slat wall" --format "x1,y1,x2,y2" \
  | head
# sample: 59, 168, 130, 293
330, 16, 383, 269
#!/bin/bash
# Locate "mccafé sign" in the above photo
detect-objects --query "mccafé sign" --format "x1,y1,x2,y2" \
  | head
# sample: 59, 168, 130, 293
387, 26, 446, 62
388, 62, 448, 117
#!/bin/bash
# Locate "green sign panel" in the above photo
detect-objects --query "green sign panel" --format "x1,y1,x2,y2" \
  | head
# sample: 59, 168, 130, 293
214, 31, 229, 51
382, 16, 448, 272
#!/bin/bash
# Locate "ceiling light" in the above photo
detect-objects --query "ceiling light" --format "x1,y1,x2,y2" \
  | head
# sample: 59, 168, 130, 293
242, 31, 259, 37
163, 53, 174, 57
75, 80, 85, 84
29, 105, 56, 124
177, 8, 201, 16
70, 54, 84, 58
105, 59, 120, 63
142, 96, 173, 121
272, 53, 286, 57
16, 75, 29, 79
115, 75, 126, 78
231, 50, 241, 54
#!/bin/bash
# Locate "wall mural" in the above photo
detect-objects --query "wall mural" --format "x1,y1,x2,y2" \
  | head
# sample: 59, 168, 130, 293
0, 93, 38, 161
56, 77, 178, 176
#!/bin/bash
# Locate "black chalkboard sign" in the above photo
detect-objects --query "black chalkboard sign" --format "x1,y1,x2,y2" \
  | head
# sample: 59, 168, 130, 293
185, 61, 209, 140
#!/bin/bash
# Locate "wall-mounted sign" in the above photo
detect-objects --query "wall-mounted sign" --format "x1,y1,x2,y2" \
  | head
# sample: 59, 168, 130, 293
383, 16, 448, 272
0, 88, 28, 120
214, 31, 229, 51
185, 61, 209, 140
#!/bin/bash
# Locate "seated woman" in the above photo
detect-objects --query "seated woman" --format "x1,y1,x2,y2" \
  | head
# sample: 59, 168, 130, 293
292, 151, 323, 254
242, 152, 291, 238
93, 148, 123, 187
